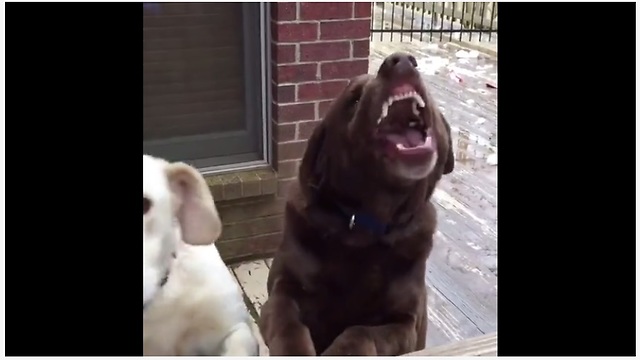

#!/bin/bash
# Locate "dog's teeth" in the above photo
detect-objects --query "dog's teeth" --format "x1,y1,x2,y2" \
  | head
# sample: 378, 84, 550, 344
377, 117, 382, 125
381, 101, 389, 119
424, 136, 432, 147
387, 91, 422, 110
396, 143, 406, 149
409, 121, 418, 127
412, 93, 426, 108
412, 101, 420, 116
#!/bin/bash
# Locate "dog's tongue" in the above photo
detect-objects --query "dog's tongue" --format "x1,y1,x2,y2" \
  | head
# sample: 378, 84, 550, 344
386, 128, 431, 149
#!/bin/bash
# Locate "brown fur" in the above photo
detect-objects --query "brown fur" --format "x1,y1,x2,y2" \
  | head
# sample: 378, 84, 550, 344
259, 53, 454, 356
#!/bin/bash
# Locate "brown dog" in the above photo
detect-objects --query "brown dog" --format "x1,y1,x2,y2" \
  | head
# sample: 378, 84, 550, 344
259, 52, 455, 356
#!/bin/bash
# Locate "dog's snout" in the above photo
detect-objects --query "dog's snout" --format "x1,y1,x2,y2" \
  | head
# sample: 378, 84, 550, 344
391, 54, 417, 75
378, 52, 418, 78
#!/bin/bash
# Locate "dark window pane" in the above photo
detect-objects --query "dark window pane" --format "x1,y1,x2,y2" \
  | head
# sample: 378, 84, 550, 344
143, 3, 264, 168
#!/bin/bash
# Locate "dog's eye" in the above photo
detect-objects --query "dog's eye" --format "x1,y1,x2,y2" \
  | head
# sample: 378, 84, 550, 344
351, 90, 362, 105
143, 197, 152, 215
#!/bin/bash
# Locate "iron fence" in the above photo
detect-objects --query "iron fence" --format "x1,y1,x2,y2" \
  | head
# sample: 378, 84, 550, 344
370, 2, 498, 43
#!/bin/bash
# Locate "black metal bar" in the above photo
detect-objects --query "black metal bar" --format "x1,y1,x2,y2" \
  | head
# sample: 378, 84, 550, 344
370, 2, 373, 41
370, 29, 496, 34
429, 2, 435, 42
420, 2, 426, 42
400, 3, 406, 40
469, 2, 476, 41
478, 2, 486, 42
439, 2, 444, 42
448, 2, 454, 42
368, 2, 498, 43
380, 2, 385, 41
459, 2, 466, 42
390, 2, 396, 41
410, 3, 416, 41
489, 2, 496, 42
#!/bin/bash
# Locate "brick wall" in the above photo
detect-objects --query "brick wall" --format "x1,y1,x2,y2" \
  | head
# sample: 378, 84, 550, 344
218, 2, 372, 263
271, 2, 372, 196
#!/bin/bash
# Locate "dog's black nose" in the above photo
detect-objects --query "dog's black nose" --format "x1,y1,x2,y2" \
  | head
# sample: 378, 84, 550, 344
379, 52, 418, 78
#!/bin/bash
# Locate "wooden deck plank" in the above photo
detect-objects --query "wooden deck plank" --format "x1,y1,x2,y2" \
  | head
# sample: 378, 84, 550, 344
427, 255, 497, 334
434, 189, 497, 274
426, 283, 483, 347
406, 332, 497, 356
232, 260, 271, 314
230, 260, 271, 356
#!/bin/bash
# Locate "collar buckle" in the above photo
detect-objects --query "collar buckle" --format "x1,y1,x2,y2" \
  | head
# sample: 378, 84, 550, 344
349, 214, 356, 230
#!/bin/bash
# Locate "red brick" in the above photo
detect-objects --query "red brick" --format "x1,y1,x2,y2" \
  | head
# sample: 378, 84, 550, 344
275, 122, 296, 142
217, 197, 286, 223
300, 41, 350, 62
320, 19, 370, 40
272, 83, 296, 103
297, 120, 321, 140
217, 232, 283, 263
318, 100, 334, 118
278, 178, 297, 197
220, 215, 284, 241
274, 102, 316, 123
320, 59, 369, 80
300, 2, 352, 20
278, 141, 308, 161
297, 80, 348, 102
277, 160, 300, 179
272, 43, 296, 64
275, 63, 318, 83
273, 22, 318, 43
271, 2, 297, 21
354, 2, 372, 18
352, 39, 370, 58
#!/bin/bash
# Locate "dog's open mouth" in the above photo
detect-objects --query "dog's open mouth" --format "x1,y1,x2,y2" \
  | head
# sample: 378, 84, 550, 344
376, 82, 435, 162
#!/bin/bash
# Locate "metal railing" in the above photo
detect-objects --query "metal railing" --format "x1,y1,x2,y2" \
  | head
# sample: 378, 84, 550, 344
370, 2, 498, 43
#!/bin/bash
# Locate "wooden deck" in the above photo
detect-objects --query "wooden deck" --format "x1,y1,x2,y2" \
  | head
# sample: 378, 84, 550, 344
228, 41, 497, 355
229, 259, 272, 356
406, 332, 497, 356
371, 41, 498, 347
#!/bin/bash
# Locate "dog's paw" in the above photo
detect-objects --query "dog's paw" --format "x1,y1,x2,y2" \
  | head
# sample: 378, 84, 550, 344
269, 336, 316, 356
221, 343, 259, 356
221, 323, 260, 356
321, 326, 376, 356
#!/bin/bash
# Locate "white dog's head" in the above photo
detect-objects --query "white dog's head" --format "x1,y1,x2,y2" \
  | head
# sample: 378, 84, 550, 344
143, 155, 221, 309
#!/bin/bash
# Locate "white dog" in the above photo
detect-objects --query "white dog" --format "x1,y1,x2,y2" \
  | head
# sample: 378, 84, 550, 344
143, 154, 259, 356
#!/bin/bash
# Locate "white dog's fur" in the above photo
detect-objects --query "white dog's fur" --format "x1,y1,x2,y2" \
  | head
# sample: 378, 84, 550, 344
143, 154, 258, 356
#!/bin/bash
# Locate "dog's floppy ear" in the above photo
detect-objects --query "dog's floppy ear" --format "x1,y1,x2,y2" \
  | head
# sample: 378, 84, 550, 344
441, 113, 455, 175
165, 162, 222, 245
298, 121, 327, 193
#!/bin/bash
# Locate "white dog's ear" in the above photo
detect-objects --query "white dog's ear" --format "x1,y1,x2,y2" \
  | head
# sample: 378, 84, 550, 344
165, 162, 221, 245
